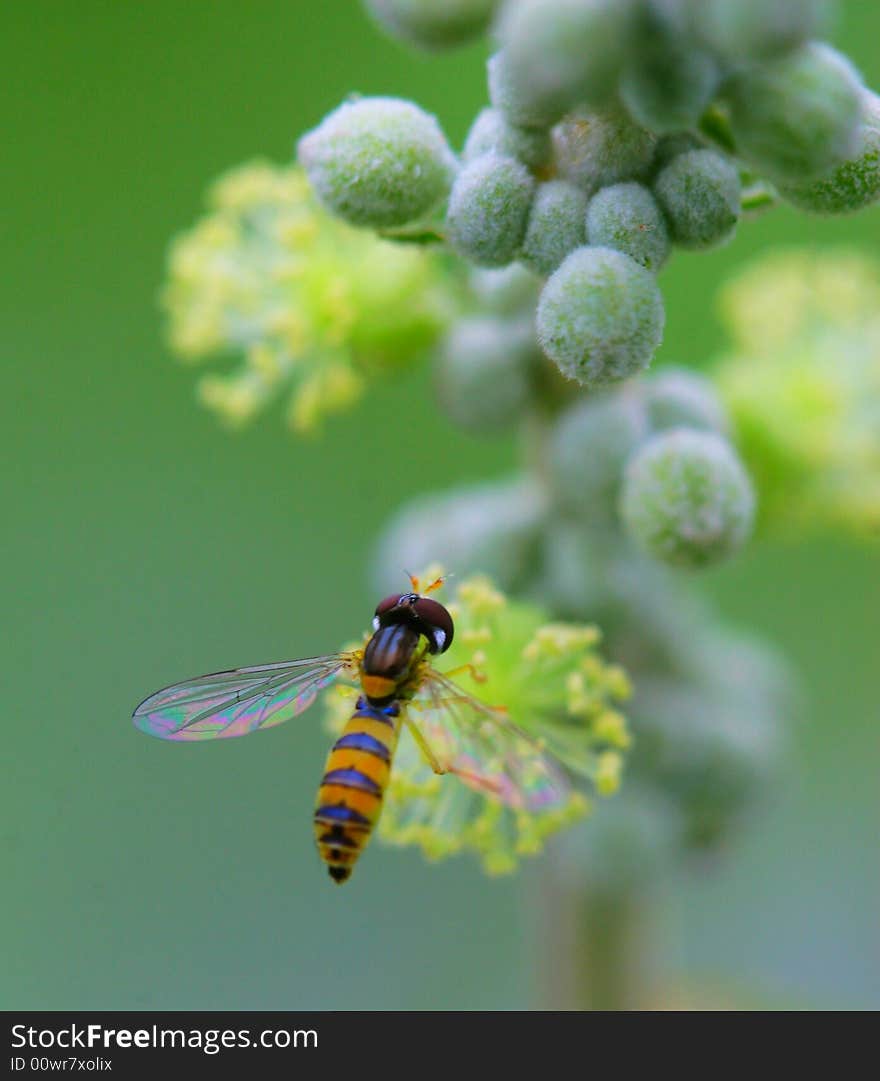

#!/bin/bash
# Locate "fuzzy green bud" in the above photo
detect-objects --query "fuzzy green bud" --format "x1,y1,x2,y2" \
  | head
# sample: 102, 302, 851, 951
690, 0, 831, 61
372, 478, 546, 595
536, 246, 665, 387
496, 0, 637, 121
463, 107, 552, 171
644, 368, 728, 435
553, 108, 656, 195
620, 429, 754, 568
621, 2, 720, 133
778, 90, 880, 215
520, 180, 588, 277
727, 42, 862, 183
653, 149, 740, 250
298, 96, 455, 229
651, 132, 703, 174
436, 315, 537, 431
586, 182, 670, 271
446, 152, 536, 267
468, 264, 541, 313
364, 0, 497, 50
487, 50, 565, 130
549, 389, 649, 524
555, 785, 683, 892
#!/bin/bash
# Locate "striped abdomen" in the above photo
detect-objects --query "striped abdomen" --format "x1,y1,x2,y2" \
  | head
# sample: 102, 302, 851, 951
313, 697, 401, 884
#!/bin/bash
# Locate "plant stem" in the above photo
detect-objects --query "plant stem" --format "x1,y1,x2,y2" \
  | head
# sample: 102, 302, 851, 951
530, 856, 657, 1010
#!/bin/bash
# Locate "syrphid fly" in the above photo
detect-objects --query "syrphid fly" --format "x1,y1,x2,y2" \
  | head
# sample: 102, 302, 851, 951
133, 574, 571, 884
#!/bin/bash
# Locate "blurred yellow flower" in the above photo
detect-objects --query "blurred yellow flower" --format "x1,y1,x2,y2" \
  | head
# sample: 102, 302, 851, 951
716, 250, 880, 534
162, 161, 452, 433
324, 570, 631, 875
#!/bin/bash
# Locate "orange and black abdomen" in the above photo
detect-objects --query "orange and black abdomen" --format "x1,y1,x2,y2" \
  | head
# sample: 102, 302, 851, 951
313, 697, 401, 884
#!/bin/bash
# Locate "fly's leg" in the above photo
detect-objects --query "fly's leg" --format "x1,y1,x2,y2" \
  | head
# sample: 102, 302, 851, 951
404, 715, 449, 776
441, 662, 487, 684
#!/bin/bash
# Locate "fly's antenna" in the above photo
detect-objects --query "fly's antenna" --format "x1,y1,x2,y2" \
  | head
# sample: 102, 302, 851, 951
404, 570, 449, 595
423, 573, 449, 595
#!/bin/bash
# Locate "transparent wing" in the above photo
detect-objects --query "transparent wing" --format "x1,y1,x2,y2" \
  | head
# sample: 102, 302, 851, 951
133, 651, 359, 741
412, 667, 571, 813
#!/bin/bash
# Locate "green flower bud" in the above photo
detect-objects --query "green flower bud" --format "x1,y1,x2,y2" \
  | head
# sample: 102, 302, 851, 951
555, 784, 683, 892
778, 90, 880, 215
446, 152, 536, 267
630, 651, 786, 848
553, 108, 656, 195
298, 96, 456, 229
487, 50, 565, 130
520, 180, 588, 277
536, 246, 665, 387
620, 429, 754, 568
650, 132, 703, 174
644, 367, 728, 434
496, 0, 637, 121
435, 315, 537, 431
372, 478, 546, 594
653, 149, 740, 250
690, 0, 831, 61
621, 2, 720, 133
364, 0, 497, 50
468, 264, 541, 313
727, 42, 862, 183
463, 107, 552, 171
586, 182, 670, 271
549, 388, 649, 524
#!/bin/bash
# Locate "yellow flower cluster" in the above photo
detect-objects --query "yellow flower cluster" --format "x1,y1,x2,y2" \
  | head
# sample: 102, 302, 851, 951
716, 249, 880, 534
162, 162, 451, 432
324, 571, 631, 875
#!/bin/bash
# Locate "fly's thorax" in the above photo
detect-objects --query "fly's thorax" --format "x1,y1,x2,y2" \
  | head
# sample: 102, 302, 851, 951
361, 622, 428, 703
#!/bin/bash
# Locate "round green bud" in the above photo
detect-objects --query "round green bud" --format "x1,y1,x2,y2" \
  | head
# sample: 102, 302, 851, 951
364, 0, 497, 50
537, 246, 664, 386
644, 367, 728, 434
650, 132, 703, 174
630, 663, 784, 848
520, 180, 588, 277
690, 0, 831, 61
620, 9, 719, 135
297, 96, 456, 229
537, 521, 611, 620
620, 428, 754, 568
496, 0, 637, 122
553, 108, 656, 195
372, 477, 546, 594
586, 182, 670, 271
435, 315, 536, 431
462, 107, 551, 172
778, 90, 880, 215
468, 264, 541, 313
487, 50, 566, 130
549, 388, 649, 523
653, 149, 740, 250
463, 107, 552, 171
727, 42, 862, 183
445, 152, 536, 267
555, 784, 683, 892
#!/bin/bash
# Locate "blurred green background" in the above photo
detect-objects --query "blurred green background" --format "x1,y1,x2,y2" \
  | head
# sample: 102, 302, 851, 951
2, 1, 878, 1010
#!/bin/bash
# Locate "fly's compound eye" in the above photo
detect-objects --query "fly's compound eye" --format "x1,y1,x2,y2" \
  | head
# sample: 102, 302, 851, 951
412, 597, 454, 654
373, 592, 403, 630
375, 593, 403, 617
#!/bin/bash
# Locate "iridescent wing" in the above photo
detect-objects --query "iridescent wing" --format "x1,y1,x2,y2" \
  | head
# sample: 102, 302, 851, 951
411, 667, 571, 813
133, 651, 359, 741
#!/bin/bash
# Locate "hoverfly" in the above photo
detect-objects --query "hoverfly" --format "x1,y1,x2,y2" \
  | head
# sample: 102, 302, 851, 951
133, 574, 570, 884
